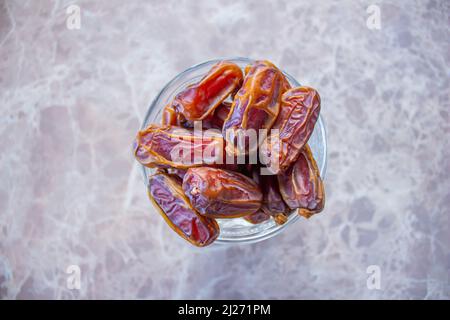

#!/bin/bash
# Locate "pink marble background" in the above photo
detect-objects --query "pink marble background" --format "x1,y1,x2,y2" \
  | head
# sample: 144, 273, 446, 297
0, 0, 449, 299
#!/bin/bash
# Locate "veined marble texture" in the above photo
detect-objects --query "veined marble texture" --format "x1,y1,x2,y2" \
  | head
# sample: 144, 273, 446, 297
0, 0, 449, 300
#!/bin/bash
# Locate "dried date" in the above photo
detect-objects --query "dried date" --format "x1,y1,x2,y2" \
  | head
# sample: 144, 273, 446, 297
182, 167, 263, 218
133, 124, 226, 169
223, 60, 290, 155
148, 171, 219, 246
263, 86, 321, 173
172, 61, 243, 121
278, 144, 325, 218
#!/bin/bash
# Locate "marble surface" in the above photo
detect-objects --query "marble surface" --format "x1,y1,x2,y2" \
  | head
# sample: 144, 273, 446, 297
0, 0, 449, 299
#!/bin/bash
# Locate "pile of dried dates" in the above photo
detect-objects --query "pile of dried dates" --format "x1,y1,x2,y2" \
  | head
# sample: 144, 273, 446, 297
133, 60, 325, 247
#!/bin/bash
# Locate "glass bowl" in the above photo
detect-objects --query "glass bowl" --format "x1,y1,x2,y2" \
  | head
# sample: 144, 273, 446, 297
140, 57, 327, 245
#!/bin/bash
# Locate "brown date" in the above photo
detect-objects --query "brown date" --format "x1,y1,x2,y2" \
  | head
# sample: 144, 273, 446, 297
277, 144, 325, 218
182, 167, 262, 218
244, 210, 270, 224
263, 86, 321, 174
148, 171, 219, 247
252, 168, 291, 225
133, 124, 228, 169
223, 60, 290, 155
172, 61, 243, 121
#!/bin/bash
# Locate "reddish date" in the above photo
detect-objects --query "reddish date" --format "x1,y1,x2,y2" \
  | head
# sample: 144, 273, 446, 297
223, 60, 290, 155
172, 61, 243, 121
182, 167, 262, 218
278, 144, 324, 218
263, 86, 321, 174
134, 124, 227, 169
148, 171, 219, 247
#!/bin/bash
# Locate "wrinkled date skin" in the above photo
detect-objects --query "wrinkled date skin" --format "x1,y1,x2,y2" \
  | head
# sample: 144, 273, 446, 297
134, 124, 229, 169
263, 86, 321, 174
148, 171, 219, 247
183, 167, 263, 218
252, 168, 291, 225
244, 210, 270, 224
223, 60, 291, 155
278, 144, 325, 218
163, 102, 232, 130
172, 61, 243, 121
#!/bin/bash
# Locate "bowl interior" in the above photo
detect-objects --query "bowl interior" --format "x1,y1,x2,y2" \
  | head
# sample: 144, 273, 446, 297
141, 57, 327, 245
